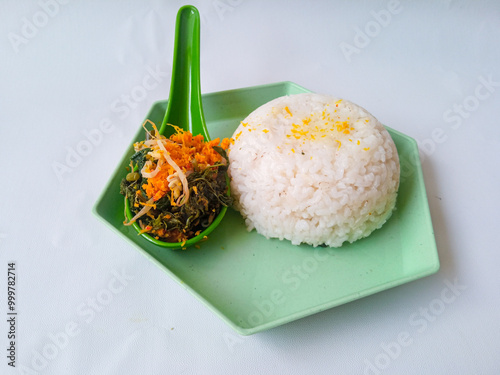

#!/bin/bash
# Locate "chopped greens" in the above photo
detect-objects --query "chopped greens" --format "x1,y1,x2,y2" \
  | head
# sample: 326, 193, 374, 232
120, 120, 233, 244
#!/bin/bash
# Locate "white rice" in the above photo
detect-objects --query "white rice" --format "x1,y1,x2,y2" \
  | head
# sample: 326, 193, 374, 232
228, 93, 400, 247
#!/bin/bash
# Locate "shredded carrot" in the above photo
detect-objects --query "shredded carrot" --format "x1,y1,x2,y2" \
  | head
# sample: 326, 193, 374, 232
138, 225, 152, 235
220, 138, 232, 150
138, 127, 231, 202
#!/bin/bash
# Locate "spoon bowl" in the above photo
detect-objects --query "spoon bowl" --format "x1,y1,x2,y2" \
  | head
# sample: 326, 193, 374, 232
124, 5, 229, 250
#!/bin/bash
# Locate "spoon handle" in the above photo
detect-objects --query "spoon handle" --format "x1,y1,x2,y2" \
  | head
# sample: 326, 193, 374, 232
160, 5, 209, 140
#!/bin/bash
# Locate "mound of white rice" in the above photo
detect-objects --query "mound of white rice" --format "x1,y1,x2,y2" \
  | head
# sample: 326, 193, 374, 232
228, 93, 400, 247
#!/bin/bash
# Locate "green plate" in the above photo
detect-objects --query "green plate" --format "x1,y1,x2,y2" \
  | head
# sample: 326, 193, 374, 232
93, 81, 439, 335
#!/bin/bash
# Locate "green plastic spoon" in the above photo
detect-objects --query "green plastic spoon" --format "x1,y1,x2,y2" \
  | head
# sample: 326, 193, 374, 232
159, 5, 209, 139
124, 5, 229, 249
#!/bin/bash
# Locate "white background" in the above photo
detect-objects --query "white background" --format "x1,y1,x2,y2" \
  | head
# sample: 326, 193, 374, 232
1, 0, 500, 374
